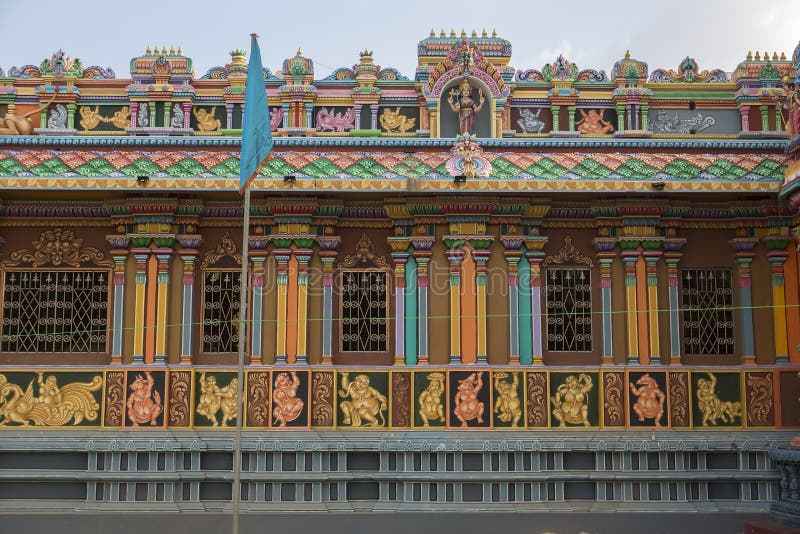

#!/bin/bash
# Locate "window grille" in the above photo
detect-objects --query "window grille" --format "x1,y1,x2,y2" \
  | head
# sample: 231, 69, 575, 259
545, 268, 592, 352
201, 270, 241, 353
681, 269, 734, 356
341, 270, 388, 352
1, 270, 109, 353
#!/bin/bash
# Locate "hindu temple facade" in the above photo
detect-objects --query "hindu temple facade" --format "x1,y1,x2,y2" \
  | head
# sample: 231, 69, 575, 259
0, 32, 799, 520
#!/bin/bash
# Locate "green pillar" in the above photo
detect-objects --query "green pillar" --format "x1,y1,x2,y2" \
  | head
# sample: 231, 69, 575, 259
39, 104, 48, 128
641, 104, 649, 131
568, 106, 576, 132
551, 105, 560, 131
163, 102, 172, 128
616, 105, 625, 132
759, 105, 770, 131
66, 103, 76, 130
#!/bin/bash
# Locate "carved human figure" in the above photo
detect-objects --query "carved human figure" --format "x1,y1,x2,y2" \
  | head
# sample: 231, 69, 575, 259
272, 371, 304, 427
79, 106, 102, 131
126, 371, 162, 427
0, 372, 102, 426
37, 372, 62, 414
552, 374, 593, 427
193, 106, 221, 131
696, 372, 740, 426
786, 81, 800, 138
576, 109, 614, 134
218, 377, 238, 427
47, 104, 67, 129
494, 372, 521, 427
629, 373, 665, 426
418, 372, 446, 427
453, 372, 485, 427
448, 78, 485, 136
196, 372, 222, 426
379, 107, 416, 133
517, 108, 545, 133
338, 372, 387, 427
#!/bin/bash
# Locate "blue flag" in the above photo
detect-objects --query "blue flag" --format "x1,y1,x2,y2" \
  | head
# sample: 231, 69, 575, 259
239, 34, 273, 193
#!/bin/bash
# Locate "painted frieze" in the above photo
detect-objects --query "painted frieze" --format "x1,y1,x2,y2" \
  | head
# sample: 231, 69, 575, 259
0, 370, 103, 427
271, 370, 309, 429
449, 370, 490, 429
168, 370, 192, 427
414, 371, 448, 428
549, 372, 599, 428
246, 370, 270, 428
744, 371, 774, 428
492, 371, 524, 429
122, 369, 166, 429
668, 371, 691, 428
310, 370, 335, 428
193, 370, 239, 428
336, 371, 389, 429
602, 371, 626, 428
391, 371, 411, 428
525, 371, 549, 428
627, 371, 668, 428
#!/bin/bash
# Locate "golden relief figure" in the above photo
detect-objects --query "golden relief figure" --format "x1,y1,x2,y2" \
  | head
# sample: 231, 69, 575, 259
418, 372, 446, 427
78, 105, 131, 131
379, 107, 416, 133
338, 372, 387, 427
494, 371, 521, 428
192, 106, 221, 132
630, 373, 666, 426
695, 372, 741, 426
196, 372, 239, 427
0, 372, 102, 426
552, 374, 593, 427
108, 107, 131, 129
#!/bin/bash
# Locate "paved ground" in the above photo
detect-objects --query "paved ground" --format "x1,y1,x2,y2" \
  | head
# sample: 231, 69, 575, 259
0, 512, 772, 534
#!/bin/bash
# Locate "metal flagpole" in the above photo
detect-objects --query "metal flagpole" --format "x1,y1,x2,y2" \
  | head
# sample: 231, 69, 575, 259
232, 187, 251, 534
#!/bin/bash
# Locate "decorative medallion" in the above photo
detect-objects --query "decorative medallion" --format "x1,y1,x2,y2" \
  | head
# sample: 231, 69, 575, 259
310, 371, 334, 428
526, 372, 548, 428
168, 370, 191, 427
200, 232, 242, 268
668, 371, 690, 428
340, 233, 388, 268
246, 371, 270, 428
602, 371, 625, 428
543, 236, 594, 267
744, 372, 774, 427
391, 371, 411, 428
103, 371, 125, 427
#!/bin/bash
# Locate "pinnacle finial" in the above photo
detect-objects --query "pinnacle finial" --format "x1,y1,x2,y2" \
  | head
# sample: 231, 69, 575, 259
169, 45, 175, 55
161, 46, 167, 55
746, 51, 752, 61
450, 28, 455, 37
460, 28, 466, 38
177, 46, 183, 55
492, 28, 497, 38
481, 28, 487, 37
781, 52, 786, 60
471, 29, 477, 37
755, 51, 761, 60
440, 28, 445, 37
625, 50, 631, 59
146, 46, 151, 54
296, 47, 303, 56
773, 52, 778, 61
430, 28, 435, 37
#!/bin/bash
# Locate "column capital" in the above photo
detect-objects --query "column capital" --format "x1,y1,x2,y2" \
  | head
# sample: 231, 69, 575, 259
729, 236, 759, 253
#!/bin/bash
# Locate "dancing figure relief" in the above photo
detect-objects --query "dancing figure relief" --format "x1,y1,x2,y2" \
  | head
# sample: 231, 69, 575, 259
552, 374, 593, 427
494, 371, 522, 427
576, 109, 614, 134
696, 372, 741, 426
126, 371, 163, 427
196, 372, 239, 427
338, 373, 387, 427
629, 373, 665, 426
418, 372, 446, 427
517, 108, 545, 133
379, 107, 416, 133
193, 106, 221, 131
0, 372, 102, 426
272, 371, 304, 427
453, 372, 485, 427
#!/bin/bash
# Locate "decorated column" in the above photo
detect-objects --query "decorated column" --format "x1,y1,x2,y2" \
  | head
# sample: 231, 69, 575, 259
182, 102, 192, 129
594, 236, 617, 365
317, 234, 340, 365
502, 243, 523, 364
643, 249, 662, 363
445, 248, 465, 363
620, 251, 640, 364
729, 237, 759, 365
177, 240, 199, 365
153, 251, 172, 364
107, 236, 130, 365
130, 102, 139, 129
294, 249, 313, 364
148, 102, 156, 127
163, 102, 172, 128
389, 239, 410, 366
248, 248, 268, 365
663, 237, 687, 365
412, 242, 434, 365
527, 251, 545, 365
273, 249, 292, 364
132, 251, 149, 364
765, 236, 791, 364
739, 106, 750, 132
472, 248, 491, 364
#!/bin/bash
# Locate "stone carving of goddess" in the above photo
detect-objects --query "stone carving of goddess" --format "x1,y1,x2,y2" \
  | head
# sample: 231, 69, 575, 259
448, 78, 485, 136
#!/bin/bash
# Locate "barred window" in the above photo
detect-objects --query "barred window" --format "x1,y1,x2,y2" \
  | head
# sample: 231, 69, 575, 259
545, 268, 592, 352
1, 270, 109, 353
681, 269, 734, 356
201, 270, 241, 353
340, 270, 388, 352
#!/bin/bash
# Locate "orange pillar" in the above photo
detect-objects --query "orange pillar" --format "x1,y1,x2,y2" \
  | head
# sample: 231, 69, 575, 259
144, 254, 158, 364
635, 254, 650, 365
460, 247, 477, 364
286, 252, 299, 363
785, 242, 800, 364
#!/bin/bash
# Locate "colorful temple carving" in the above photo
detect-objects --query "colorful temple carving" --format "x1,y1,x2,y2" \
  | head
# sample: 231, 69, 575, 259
0, 32, 799, 518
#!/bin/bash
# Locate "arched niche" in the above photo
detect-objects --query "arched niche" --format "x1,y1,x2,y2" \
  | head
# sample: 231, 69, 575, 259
438, 76, 493, 139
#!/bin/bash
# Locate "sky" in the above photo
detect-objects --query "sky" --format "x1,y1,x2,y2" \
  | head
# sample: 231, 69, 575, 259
1, 0, 798, 80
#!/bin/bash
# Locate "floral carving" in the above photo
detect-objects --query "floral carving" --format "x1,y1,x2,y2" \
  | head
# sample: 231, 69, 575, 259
104, 371, 125, 427
200, 232, 242, 268
603, 372, 624, 427
311, 371, 334, 427
2, 228, 112, 268
669, 371, 689, 427
543, 236, 594, 267
746, 372, 774, 427
392, 372, 411, 427
247, 371, 270, 427
526, 372, 548, 427
168, 371, 191, 427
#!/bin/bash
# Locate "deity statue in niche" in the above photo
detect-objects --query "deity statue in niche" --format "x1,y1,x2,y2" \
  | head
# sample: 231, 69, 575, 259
785, 79, 800, 138
448, 78, 485, 136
